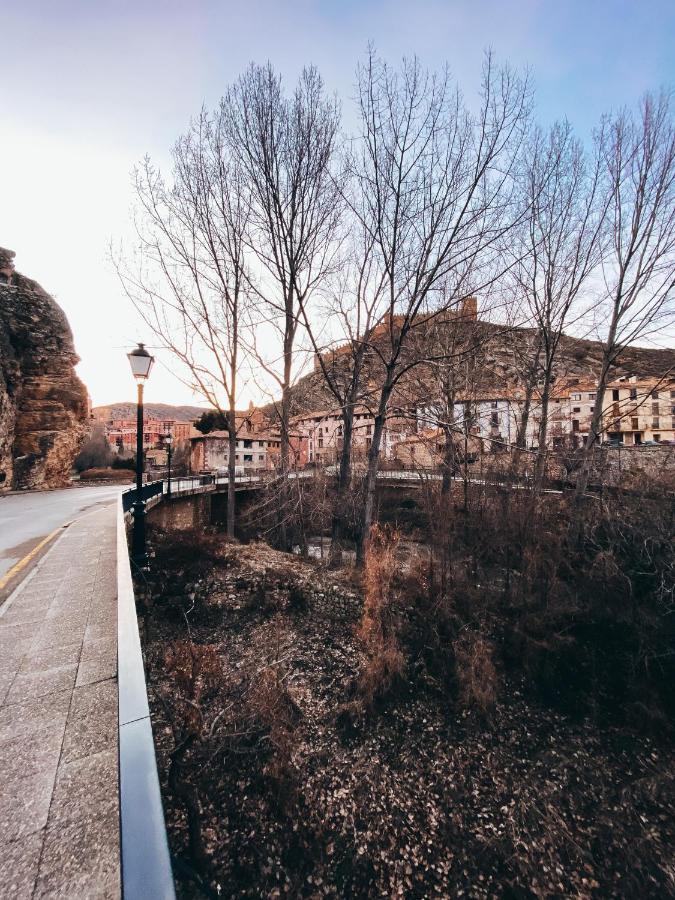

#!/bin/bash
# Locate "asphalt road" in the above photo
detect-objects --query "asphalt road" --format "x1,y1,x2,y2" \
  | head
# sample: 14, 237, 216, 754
0, 484, 124, 580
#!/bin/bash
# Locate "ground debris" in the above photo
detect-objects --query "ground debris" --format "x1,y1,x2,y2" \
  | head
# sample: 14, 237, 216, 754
141, 531, 675, 899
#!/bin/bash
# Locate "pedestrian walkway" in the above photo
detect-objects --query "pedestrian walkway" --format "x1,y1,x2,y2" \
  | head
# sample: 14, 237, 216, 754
0, 503, 119, 899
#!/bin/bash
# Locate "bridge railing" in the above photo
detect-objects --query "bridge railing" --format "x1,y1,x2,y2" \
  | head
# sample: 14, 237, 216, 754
122, 472, 267, 513
121, 479, 164, 513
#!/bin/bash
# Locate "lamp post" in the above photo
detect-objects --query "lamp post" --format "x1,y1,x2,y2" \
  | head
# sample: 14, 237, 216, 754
127, 343, 154, 567
164, 432, 173, 498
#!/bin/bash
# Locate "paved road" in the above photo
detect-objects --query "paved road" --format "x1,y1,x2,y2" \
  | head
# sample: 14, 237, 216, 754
0, 485, 124, 580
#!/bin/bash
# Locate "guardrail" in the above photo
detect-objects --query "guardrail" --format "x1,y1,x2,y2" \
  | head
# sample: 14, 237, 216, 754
117, 495, 175, 898
122, 473, 266, 512
121, 479, 164, 513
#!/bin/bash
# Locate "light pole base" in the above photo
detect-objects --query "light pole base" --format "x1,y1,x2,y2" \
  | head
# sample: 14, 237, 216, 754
131, 499, 149, 568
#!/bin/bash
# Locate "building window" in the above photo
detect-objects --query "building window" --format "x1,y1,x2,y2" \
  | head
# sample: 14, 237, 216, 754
318, 438, 323, 448
589, 406, 594, 413
244, 454, 253, 462
630, 388, 637, 400
652, 418, 660, 429
491, 412, 499, 426
573, 406, 581, 413
652, 403, 660, 415
612, 389, 620, 401
631, 418, 639, 430
651, 391, 659, 400
572, 393, 581, 401
244, 439, 252, 448
366, 424, 372, 435
259, 454, 264, 461
491, 400, 498, 409
572, 420, 579, 433
654, 435, 661, 442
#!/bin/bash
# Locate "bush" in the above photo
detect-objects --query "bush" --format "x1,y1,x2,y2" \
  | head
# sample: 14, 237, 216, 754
74, 425, 113, 472
453, 631, 498, 717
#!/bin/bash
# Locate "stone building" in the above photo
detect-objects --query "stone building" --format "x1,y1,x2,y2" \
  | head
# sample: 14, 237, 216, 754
292, 406, 411, 465
190, 430, 308, 474
103, 417, 193, 453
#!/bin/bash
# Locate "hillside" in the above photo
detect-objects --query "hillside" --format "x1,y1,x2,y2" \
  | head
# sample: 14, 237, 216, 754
92, 402, 208, 423
281, 320, 675, 419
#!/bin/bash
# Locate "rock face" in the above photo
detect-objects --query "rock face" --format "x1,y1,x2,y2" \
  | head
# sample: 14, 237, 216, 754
0, 248, 88, 491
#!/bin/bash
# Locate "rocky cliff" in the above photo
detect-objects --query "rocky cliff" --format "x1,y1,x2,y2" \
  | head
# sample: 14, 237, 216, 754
0, 248, 88, 491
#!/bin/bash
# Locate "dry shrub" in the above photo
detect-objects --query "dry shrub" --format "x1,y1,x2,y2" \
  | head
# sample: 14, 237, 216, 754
352, 525, 406, 710
356, 638, 406, 708
453, 631, 498, 717
248, 667, 301, 803
164, 641, 224, 734
357, 524, 401, 645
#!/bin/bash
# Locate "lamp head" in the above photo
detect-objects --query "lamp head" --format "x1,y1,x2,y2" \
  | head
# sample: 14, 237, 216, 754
127, 343, 155, 384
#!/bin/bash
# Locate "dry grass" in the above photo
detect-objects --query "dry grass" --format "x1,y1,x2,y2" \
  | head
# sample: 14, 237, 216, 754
453, 631, 498, 717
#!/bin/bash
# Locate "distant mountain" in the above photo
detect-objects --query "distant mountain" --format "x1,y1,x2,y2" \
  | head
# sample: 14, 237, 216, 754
92, 402, 210, 423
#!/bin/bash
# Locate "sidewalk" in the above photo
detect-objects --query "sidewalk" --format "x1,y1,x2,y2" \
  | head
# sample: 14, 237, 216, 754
0, 503, 119, 899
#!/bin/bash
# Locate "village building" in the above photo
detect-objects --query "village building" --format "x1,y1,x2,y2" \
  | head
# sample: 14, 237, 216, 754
599, 376, 675, 446
292, 406, 411, 465
191, 431, 269, 474
104, 418, 193, 453
190, 430, 308, 474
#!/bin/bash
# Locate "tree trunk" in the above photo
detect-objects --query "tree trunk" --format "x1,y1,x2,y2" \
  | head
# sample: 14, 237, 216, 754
329, 404, 355, 565
517, 381, 535, 449
357, 382, 392, 564
278, 308, 294, 551
227, 407, 236, 539
534, 368, 552, 486
441, 426, 456, 497
575, 310, 620, 499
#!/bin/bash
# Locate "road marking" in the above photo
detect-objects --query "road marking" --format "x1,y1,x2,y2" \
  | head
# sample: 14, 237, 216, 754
0, 524, 69, 593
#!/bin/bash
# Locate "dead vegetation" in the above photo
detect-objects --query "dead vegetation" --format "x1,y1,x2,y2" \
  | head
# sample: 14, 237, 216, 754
136, 481, 675, 897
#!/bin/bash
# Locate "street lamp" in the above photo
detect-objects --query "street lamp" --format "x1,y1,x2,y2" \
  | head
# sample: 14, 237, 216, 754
164, 432, 173, 498
127, 343, 154, 567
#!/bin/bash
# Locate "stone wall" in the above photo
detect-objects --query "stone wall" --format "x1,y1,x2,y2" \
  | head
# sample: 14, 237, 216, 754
584, 445, 675, 490
147, 494, 212, 530
0, 248, 88, 491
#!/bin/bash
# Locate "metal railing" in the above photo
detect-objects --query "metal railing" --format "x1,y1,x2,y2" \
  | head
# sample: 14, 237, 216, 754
121, 479, 164, 513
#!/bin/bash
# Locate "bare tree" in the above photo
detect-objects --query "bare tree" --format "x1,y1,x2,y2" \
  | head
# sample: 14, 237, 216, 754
577, 91, 675, 496
114, 108, 251, 537
351, 49, 530, 561
222, 64, 342, 547
298, 218, 389, 561
509, 121, 606, 484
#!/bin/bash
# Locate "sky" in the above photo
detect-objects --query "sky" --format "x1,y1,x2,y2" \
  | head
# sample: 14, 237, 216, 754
1, 0, 674, 409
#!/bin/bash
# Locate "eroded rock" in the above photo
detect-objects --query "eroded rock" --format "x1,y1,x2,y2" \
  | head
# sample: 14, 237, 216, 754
0, 248, 88, 490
